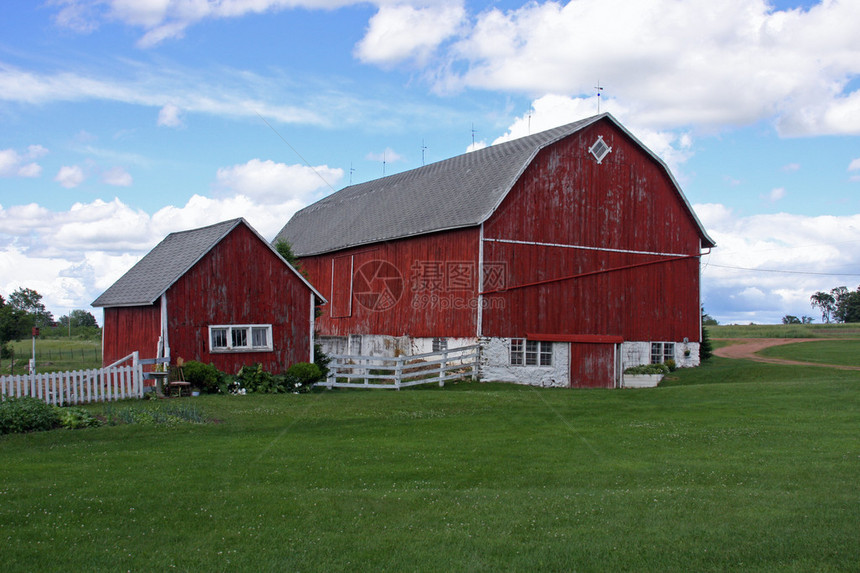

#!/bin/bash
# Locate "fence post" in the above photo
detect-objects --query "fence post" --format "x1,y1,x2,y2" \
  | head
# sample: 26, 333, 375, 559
132, 351, 140, 398
395, 356, 403, 390
439, 349, 447, 387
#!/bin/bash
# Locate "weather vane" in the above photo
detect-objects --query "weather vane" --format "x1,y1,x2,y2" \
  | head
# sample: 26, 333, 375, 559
595, 81, 604, 114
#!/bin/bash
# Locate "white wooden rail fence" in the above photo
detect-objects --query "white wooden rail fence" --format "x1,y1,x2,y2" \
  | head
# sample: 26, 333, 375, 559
0, 352, 144, 406
319, 344, 479, 390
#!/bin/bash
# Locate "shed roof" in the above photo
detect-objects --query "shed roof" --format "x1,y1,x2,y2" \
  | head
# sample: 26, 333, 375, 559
93, 218, 324, 308
274, 113, 715, 256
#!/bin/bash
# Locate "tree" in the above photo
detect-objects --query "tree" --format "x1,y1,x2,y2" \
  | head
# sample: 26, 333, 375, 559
810, 291, 836, 323
7, 288, 54, 328
702, 313, 719, 326
782, 315, 801, 324
58, 310, 98, 328
700, 308, 714, 361
811, 286, 860, 323
273, 239, 300, 267
0, 295, 29, 359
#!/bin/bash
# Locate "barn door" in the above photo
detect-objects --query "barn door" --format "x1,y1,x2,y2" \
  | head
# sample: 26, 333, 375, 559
330, 255, 354, 318
569, 343, 617, 388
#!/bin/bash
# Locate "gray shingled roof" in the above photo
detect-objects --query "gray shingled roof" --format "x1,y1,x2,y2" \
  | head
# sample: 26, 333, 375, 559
92, 219, 243, 308
274, 113, 714, 256
93, 218, 325, 308
275, 116, 601, 256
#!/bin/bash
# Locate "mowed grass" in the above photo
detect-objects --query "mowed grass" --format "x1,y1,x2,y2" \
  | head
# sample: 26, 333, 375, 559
706, 322, 860, 339
758, 340, 860, 367
2, 362, 858, 572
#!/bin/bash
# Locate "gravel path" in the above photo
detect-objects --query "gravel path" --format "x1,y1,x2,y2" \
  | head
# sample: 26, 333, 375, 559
713, 338, 860, 371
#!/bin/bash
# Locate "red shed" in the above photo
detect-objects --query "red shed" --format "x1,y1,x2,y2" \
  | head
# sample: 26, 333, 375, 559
93, 218, 325, 375
275, 114, 714, 388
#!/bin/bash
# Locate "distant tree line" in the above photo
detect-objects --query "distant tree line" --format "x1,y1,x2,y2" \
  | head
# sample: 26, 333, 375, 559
1, 288, 99, 358
810, 285, 860, 323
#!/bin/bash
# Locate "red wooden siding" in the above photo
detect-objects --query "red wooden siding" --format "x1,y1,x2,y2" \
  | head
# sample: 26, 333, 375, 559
102, 304, 161, 366
481, 118, 703, 343
569, 343, 617, 389
299, 227, 479, 338
166, 224, 312, 374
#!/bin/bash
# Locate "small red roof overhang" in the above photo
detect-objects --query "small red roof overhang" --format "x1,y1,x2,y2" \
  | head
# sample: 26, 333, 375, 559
527, 333, 624, 344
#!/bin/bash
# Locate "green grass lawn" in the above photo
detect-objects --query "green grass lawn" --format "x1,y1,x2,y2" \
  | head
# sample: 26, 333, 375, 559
1, 359, 858, 572
757, 340, 860, 367
706, 322, 860, 339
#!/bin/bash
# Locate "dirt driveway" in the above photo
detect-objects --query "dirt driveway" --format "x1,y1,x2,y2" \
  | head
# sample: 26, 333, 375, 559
714, 338, 860, 371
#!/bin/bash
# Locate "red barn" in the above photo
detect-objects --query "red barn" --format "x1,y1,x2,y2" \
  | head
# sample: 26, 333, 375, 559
93, 218, 325, 375
275, 113, 715, 388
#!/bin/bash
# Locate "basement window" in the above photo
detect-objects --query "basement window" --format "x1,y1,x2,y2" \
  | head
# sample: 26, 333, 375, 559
209, 324, 273, 353
650, 342, 675, 364
588, 135, 612, 164
510, 339, 552, 366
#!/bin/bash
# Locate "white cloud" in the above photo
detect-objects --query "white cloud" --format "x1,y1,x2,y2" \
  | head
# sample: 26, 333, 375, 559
54, 165, 86, 188
696, 204, 860, 323
52, 0, 361, 47
782, 162, 800, 172
849, 158, 860, 171
0, 145, 48, 177
101, 166, 133, 186
157, 103, 184, 127
355, 2, 466, 66
214, 159, 343, 204
432, 0, 860, 136
0, 61, 327, 127
763, 187, 786, 203
365, 148, 403, 164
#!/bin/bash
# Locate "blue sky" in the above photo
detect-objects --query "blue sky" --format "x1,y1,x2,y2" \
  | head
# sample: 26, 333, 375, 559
1, 0, 859, 325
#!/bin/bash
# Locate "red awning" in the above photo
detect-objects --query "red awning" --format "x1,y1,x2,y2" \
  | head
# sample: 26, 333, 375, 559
526, 333, 624, 344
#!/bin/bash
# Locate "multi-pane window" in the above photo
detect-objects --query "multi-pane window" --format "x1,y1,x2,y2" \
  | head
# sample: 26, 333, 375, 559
252, 327, 268, 348
650, 342, 675, 364
209, 325, 273, 352
211, 328, 228, 349
432, 338, 448, 352
510, 339, 552, 366
510, 339, 524, 365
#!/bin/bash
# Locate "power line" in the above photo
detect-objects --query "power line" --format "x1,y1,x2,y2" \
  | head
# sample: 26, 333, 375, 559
255, 112, 337, 194
704, 263, 860, 277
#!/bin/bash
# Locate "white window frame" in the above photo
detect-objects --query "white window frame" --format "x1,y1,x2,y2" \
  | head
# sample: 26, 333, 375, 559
588, 135, 612, 164
510, 339, 552, 366
650, 342, 675, 364
209, 324, 273, 353
432, 338, 448, 352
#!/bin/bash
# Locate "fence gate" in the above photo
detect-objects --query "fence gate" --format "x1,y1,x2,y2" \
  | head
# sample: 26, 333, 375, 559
320, 344, 479, 390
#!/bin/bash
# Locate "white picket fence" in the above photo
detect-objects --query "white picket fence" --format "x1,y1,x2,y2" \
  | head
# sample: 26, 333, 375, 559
0, 354, 144, 406
320, 344, 479, 390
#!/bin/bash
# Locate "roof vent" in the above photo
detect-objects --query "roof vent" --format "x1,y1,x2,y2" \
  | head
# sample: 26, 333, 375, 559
588, 136, 611, 164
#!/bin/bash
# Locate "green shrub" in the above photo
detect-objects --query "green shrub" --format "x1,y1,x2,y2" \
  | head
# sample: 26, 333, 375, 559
181, 361, 225, 394
55, 406, 102, 429
665, 359, 677, 372
235, 363, 278, 393
0, 397, 60, 434
285, 362, 323, 393
314, 343, 331, 380
623, 363, 669, 375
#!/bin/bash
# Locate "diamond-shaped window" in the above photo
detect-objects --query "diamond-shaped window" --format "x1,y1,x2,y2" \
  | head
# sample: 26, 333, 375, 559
589, 136, 612, 164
